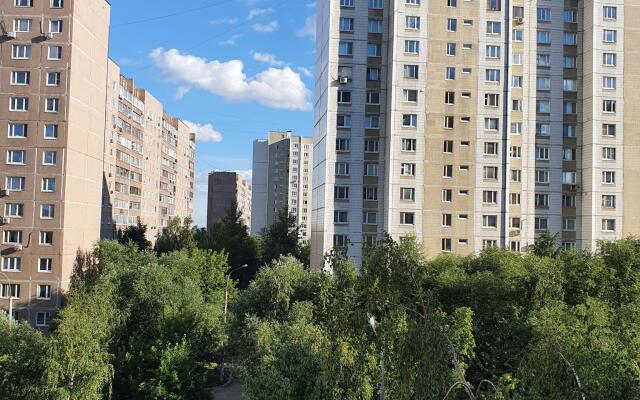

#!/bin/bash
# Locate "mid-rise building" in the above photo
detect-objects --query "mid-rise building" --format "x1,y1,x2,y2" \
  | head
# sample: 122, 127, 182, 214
207, 171, 252, 229
252, 131, 313, 239
101, 60, 196, 242
0, 0, 110, 326
312, 0, 640, 267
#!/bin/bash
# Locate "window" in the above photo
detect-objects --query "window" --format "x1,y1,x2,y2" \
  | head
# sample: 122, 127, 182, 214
535, 194, 549, 208
537, 77, 551, 91
369, 0, 383, 9
334, 186, 349, 200
7, 150, 26, 165
535, 146, 549, 161
1, 284, 20, 299
49, 20, 63, 33
335, 162, 350, 176
366, 91, 380, 104
602, 171, 616, 184
511, 146, 521, 158
483, 215, 498, 228
365, 163, 378, 176
5, 203, 24, 218
445, 91, 455, 105
41, 204, 55, 219
563, 171, 576, 185
564, 33, 577, 45
536, 169, 549, 184
512, 99, 522, 112
563, 124, 576, 138
603, 76, 616, 90
603, 53, 617, 66
48, 46, 62, 60
365, 115, 380, 129
563, 79, 578, 92
484, 142, 499, 155
404, 65, 419, 79
537, 8, 551, 22
563, 218, 576, 231
44, 124, 59, 139
442, 189, 453, 202
406, 16, 420, 29
537, 54, 551, 67
443, 140, 453, 153
603, 100, 616, 113
400, 187, 415, 201
447, 18, 457, 32
512, 52, 523, 65
510, 193, 521, 205
45, 98, 59, 113
401, 138, 416, 152
338, 41, 353, 56
11, 44, 32, 59
513, 6, 524, 18
40, 231, 54, 245
336, 138, 350, 152
337, 114, 351, 128
513, 29, 524, 42
363, 187, 378, 201
13, 18, 32, 32
443, 165, 453, 178
602, 219, 616, 232
535, 218, 549, 231
485, 93, 499, 107
441, 238, 452, 252
1, 257, 22, 272
564, 10, 577, 23
602, 147, 616, 160
512, 76, 523, 88
483, 190, 498, 204
511, 123, 522, 134
367, 43, 382, 57
442, 214, 452, 227
337, 90, 351, 104
462, 43, 472, 50
10, 71, 30, 86
338, 66, 352, 80
363, 212, 378, 225
537, 100, 551, 113
368, 19, 382, 33
400, 212, 415, 225
484, 118, 499, 130
10, 97, 29, 112
487, 0, 500, 11
444, 116, 454, 129
486, 21, 501, 35
603, 29, 617, 43
486, 45, 500, 59
340, 17, 354, 32
603, 6, 617, 20
8, 123, 27, 138
402, 114, 417, 127
511, 217, 521, 229
364, 139, 379, 153
602, 195, 616, 209
51, 0, 63, 7
485, 69, 500, 82
511, 170, 521, 182
367, 68, 380, 81
447, 0, 457, 7
483, 166, 499, 180
36, 312, 50, 327
3, 230, 22, 244
405, 40, 419, 54
15, 0, 33, 6
39, 258, 53, 272
403, 89, 418, 102
602, 124, 616, 137
340, 0, 354, 7
37, 285, 51, 300
563, 148, 576, 161
564, 56, 577, 68
334, 211, 348, 224
446, 43, 456, 56
6, 177, 25, 191
400, 163, 416, 176
445, 67, 455, 80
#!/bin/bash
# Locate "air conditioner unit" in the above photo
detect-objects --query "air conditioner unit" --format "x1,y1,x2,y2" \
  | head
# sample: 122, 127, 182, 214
514, 17, 524, 25
0, 189, 7, 197
44, 32, 54, 40
12, 244, 23, 252
0, 217, 10, 225
6, 31, 17, 39
338, 76, 349, 84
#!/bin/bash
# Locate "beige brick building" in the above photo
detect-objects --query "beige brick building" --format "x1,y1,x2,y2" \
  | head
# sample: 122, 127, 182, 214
101, 60, 195, 242
312, 0, 640, 267
0, 0, 110, 326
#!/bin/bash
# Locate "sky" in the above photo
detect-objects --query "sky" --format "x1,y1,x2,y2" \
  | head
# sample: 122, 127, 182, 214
108, 0, 317, 227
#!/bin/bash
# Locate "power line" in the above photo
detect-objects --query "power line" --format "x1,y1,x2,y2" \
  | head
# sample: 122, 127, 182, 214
111, 0, 236, 28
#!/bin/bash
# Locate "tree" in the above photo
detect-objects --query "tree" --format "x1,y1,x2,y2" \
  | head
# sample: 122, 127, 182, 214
118, 219, 152, 251
528, 230, 562, 257
155, 217, 196, 254
261, 209, 301, 266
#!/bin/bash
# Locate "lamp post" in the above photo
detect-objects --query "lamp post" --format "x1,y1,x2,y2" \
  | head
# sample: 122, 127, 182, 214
368, 315, 385, 400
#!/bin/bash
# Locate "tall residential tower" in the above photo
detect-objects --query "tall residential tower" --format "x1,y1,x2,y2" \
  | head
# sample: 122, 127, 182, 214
252, 131, 313, 239
312, 0, 640, 267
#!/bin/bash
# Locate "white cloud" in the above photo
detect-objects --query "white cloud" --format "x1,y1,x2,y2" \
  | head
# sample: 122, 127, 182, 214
218, 34, 242, 46
150, 48, 311, 111
251, 51, 285, 67
174, 86, 191, 100
296, 15, 316, 39
184, 120, 223, 143
297, 66, 313, 78
210, 17, 240, 25
247, 7, 273, 20
253, 20, 278, 33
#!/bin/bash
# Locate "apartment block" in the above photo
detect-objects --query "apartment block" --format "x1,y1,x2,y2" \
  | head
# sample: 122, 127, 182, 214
207, 171, 252, 229
101, 60, 196, 242
312, 0, 640, 267
252, 131, 313, 240
0, 0, 110, 326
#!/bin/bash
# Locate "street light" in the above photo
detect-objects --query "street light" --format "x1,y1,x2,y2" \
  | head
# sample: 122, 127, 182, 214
368, 315, 385, 400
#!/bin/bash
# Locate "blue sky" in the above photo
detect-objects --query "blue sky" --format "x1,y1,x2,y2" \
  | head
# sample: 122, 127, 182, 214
108, 0, 316, 226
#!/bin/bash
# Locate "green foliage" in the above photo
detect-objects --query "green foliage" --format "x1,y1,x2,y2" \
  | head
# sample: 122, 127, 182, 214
260, 210, 304, 266
118, 219, 152, 251
156, 217, 197, 254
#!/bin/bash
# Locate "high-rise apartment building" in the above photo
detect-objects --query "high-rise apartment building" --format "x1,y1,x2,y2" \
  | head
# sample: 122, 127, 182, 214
0, 0, 110, 326
312, 0, 640, 267
207, 172, 252, 229
101, 60, 196, 242
252, 131, 313, 239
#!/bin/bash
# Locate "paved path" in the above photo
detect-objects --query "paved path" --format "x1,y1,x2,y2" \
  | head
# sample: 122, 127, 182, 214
211, 382, 243, 400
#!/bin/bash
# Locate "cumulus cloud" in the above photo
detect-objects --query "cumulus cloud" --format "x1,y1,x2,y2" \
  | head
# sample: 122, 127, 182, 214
253, 21, 278, 33
251, 51, 285, 67
184, 120, 223, 143
247, 7, 273, 20
150, 48, 311, 111
297, 66, 313, 78
296, 15, 316, 39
